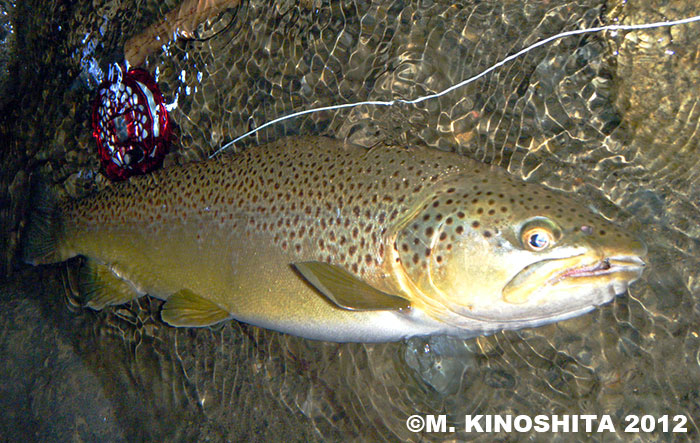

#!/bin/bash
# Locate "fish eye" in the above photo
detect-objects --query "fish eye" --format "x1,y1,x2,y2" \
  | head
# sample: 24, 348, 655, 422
523, 228, 552, 251
519, 218, 559, 252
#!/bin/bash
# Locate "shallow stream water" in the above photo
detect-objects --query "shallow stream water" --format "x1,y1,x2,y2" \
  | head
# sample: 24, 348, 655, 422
0, 0, 699, 441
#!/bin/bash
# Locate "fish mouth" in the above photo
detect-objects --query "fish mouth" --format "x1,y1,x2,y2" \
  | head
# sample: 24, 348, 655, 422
502, 255, 645, 305
549, 256, 646, 284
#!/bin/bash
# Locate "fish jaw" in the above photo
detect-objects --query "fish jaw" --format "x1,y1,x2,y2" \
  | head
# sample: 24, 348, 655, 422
501, 254, 646, 304
499, 252, 645, 317
549, 255, 646, 285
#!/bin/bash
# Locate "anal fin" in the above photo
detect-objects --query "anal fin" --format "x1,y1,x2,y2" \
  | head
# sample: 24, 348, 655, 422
161, 289, 231, 327
293, 261, 411, 311
80, 260, 144, 310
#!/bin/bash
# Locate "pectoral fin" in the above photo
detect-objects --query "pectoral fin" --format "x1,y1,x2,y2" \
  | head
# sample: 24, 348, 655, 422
293, 261, 410, 311
161, 289, 231, 327
80, 260, 144, 310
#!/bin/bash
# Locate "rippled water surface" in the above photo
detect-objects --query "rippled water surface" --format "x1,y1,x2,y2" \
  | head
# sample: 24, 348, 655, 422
1, 0, 699, 441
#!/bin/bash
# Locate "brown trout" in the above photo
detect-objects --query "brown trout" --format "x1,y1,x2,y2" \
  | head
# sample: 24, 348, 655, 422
23, 136, 646, 342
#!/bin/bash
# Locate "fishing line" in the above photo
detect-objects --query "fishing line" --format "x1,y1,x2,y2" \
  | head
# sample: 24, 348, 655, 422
210, 13, 700, 158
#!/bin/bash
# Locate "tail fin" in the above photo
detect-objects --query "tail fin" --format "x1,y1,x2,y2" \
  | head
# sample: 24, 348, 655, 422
22, 182, 62, 265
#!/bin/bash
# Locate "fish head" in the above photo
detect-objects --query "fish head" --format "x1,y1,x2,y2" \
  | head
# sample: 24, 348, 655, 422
390, 170, 647, 330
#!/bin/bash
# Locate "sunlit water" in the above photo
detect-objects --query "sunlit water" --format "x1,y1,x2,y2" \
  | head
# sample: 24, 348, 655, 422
0, 0, 699, 441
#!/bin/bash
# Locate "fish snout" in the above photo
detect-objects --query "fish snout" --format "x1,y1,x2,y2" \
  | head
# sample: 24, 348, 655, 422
629, 237, 648, 259
608, 236, 647, 267
607, 255, 646, 271
581, 228, 647, 264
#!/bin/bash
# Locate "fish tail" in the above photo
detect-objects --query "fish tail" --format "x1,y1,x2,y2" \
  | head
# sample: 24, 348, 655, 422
22, 181, 62, 265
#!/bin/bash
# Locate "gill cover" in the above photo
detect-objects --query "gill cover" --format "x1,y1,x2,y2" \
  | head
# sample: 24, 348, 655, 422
390, 188, 502, 318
